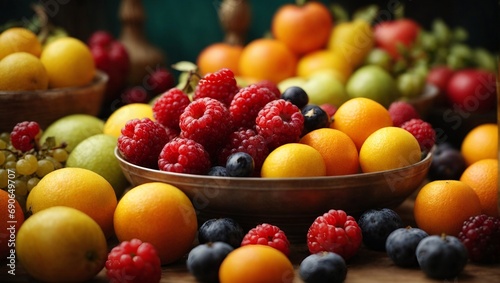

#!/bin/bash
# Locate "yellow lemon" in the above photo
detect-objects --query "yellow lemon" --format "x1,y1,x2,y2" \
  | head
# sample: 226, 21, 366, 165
0, 52, 48, 91
359, 127, 421, 173
261, 143, 326, 178
103, 103, 154, 138
0, 27, 42, 60
40, 37, 95, 88
296, 49, 352, 83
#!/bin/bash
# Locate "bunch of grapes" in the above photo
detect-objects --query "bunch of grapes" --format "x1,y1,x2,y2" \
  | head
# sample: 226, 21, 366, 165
0, 121, 69, 211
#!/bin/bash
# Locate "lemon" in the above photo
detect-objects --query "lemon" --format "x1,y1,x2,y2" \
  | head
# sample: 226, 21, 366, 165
0, 27, 42, 60
103, 103, 154, 138
40, 37, 95, 88
359, 127, 421, 173
66, 134, 129, 198
261, 143, 326, 178
0, 52, 48, 91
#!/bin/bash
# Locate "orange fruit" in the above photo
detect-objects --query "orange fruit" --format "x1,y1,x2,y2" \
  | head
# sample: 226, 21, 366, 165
300, 128, 359, 176
0, 27, 42, 60
296, 49, 353, 83
460, 123, 498, 166
219, 244, 295, 283
197, 42, 243, 76
40, 37, 96, 88
113, 182, 198, 265
271, 1, 333, 55
359, 127, 421, 173
26, 167, 117, 238
414, 180, 482, 236
330, 97, 393, 150
261, 143, 326, 178
0, 189, 25, 259
239, 38, 298, 84
459, 159, 499, 217
0, 52, 49, 91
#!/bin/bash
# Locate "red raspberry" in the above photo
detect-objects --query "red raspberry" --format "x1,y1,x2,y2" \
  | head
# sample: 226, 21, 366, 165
388, 101, 420, 127
10, 121, 41, 152
400, 118, 436, 153
458, 214, 500, 263
158, 137, 212, 174
241, 223, 290, 256
229, 84, 276, 129
105, 238, 161, 283
193, 68, 239, 106
255, 99, 304, 150
152, 88, 191, 130
179, 97, 232, 156
118, 118, 170, 169
217, 128, 269, 173
252, 80, 281, 99
307, 209, 363, 261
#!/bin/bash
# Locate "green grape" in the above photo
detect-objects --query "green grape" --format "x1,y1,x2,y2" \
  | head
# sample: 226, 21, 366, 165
52, 148, 69, 163
36, 159, 55, 178
16, 159, 37, 176
0, 169, 7, 188
25, 154, 38, 169
0, 132, 9, 143
432, 18, 452, 46
13, 179, 28, 197
27, 177, 40, 191
0, 139, 6, 150
45, 156, 62, 170
5, 152, 16, 162
5, 161, 16, 170
0, 151, 5, 166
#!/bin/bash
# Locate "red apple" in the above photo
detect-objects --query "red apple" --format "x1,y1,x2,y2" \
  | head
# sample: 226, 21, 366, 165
427, 65, 455, 94
445, 68, 496, 113
144, 67, 175, 95
319, 103, 337, 119
373, 19, 420, 59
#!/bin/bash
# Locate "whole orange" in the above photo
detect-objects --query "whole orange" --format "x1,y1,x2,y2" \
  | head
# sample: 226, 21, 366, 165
459, 159, 499, 217
0, 190, 25, 259
300, 128, 359, 176
460, 123, 498, 166
271, 1, 333, 55
113, 182, 198, 265
330, 97, 393, 150
239, 38, 297, 84
414, 180, 482, 236
196, 43, 243, 76
219, 244, 295, 283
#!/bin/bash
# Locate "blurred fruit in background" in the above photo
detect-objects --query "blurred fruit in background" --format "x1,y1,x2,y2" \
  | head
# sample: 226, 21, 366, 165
0, 27, 41, 59
197, 43, 243, 76
0, 52, 48, 91
373, 18, 420, 59
328, 19, 374, 68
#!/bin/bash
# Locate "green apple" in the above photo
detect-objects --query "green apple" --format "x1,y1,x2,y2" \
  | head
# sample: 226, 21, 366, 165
346, 65, 399, 107
66, 134, 129, 198
40, 114, 104, 152
16, 206, 108, 282
278, 76, 307, 94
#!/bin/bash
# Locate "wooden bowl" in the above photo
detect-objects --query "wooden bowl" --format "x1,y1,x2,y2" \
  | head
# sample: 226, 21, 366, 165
0, 71, 107, 132
116, 148, 432, 243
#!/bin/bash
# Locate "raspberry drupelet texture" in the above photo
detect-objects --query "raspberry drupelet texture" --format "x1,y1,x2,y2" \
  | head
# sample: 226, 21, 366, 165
179, 97, 232, 157
458, 214, 500, 263
10, 121, 41, 152
193, 68, 239, 106
229, 84, 277, 129
400, 118, 436, 154
255, 99, 304, 150
307, 209, 363, 261
158, 137, 212, 175
152, 88, 191, 130
388, 101, 420, 127
217, 128, 269, 173
252, 80, 281, 99
105, 238, 162, 283
117, 118, 170, 169
241, 223, 290, 256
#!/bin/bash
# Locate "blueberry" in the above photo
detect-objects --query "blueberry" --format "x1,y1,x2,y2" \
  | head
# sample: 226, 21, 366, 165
186, 242, 234, 283
358, 208, 403, 251
299, 252, 347, 283
301, 104, 330, 135
416, 234, 468, 280
385, 227, 428, 267
225, 152, 254, 177
198, 218, 245, 249
208, 166, 229, 176
281, 86, 309, 109
428, 143, 466, 180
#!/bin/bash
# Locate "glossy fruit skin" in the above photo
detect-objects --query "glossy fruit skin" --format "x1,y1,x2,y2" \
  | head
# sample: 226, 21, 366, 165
145, 67, 175, 96
186, 242, 234, 283
207, 166, 229, 176
198, 218, 245, 249
426, 65, 454, 95
373, 19, 420, 59
445, 68, 496, 113
281, 86, 309, 109
225, 152, 255, 177
299, 252, 347, 283
428, 143, 466, 180
385, 227, 428, 267
301, 104, 330, 135
416, 235, 468, 280
358, 208, 403, 251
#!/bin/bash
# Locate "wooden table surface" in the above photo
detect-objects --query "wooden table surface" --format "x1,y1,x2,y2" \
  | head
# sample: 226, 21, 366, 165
2, 194, 499, 283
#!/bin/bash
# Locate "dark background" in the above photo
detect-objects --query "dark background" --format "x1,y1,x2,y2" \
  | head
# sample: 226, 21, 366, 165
1, 0, 499, 66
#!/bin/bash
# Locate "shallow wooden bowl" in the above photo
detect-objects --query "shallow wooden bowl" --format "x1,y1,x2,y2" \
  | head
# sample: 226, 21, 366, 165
0, 71, 108, 132
116, 148, 432, 243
